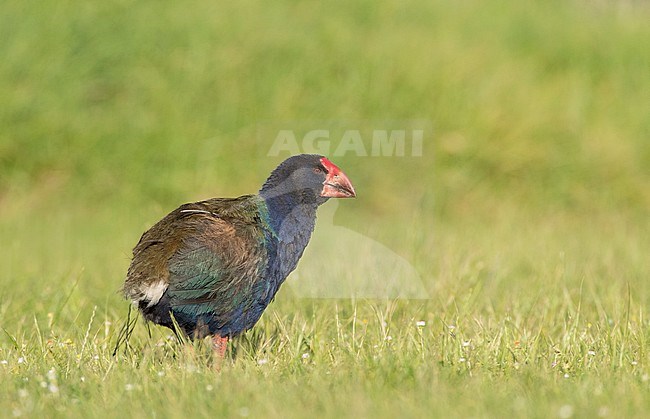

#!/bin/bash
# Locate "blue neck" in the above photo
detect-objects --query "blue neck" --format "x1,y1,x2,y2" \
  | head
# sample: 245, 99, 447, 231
258, 190, 319, 288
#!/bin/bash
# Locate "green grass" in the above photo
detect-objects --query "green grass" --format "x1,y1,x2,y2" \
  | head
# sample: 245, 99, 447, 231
1, 0, 650, 417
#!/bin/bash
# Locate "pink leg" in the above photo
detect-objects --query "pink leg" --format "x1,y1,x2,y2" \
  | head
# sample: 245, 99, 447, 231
212, 335, 229, 359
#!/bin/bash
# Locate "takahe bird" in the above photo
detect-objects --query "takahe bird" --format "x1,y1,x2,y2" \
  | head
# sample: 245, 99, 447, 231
123, 154, 356, 358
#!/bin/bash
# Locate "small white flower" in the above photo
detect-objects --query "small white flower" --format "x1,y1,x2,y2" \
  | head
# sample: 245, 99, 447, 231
18, 357, 25, 364
558, 404, 574, 419
257, 358, 268, 365
564, 373, 570, 378
416, 321, 426, 327
631, 361, 638, 366
385, 335, 393, 342
47, 369, 56, 380
93, 355, 99, 360
642, 374, 649, 382
588, 350, 596, 356
80, 376, 85, 383
301, 353, 310, 359
1, 360, 7, 365
459, 357, 466, 363
48, 384, 59, 394
124, 384, 134, 391
462, 340, 471, 347
40, 382, 47, 388
206, 385, 213, 391
18, 389, 28, 398
448, 325, 456, 330
157, 371, 165, 377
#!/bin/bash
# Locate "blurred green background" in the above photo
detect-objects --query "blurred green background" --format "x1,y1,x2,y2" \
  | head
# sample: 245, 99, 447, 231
2, 0, 648, 304
1, 0, 649, 417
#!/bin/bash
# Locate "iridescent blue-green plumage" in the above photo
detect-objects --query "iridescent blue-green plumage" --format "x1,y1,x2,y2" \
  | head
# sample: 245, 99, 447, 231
123, 154, 351, 339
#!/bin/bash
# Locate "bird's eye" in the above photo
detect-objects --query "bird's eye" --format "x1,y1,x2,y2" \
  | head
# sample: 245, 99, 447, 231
313, 166, 324, 174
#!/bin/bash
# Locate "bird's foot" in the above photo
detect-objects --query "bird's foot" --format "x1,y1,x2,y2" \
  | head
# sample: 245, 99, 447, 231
211, 335, 229, 371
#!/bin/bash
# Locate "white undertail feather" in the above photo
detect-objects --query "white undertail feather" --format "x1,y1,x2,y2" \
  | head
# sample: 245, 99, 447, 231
136, 280, 168, 308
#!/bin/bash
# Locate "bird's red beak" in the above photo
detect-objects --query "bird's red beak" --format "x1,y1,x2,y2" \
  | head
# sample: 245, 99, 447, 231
319, 157, 356, 198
